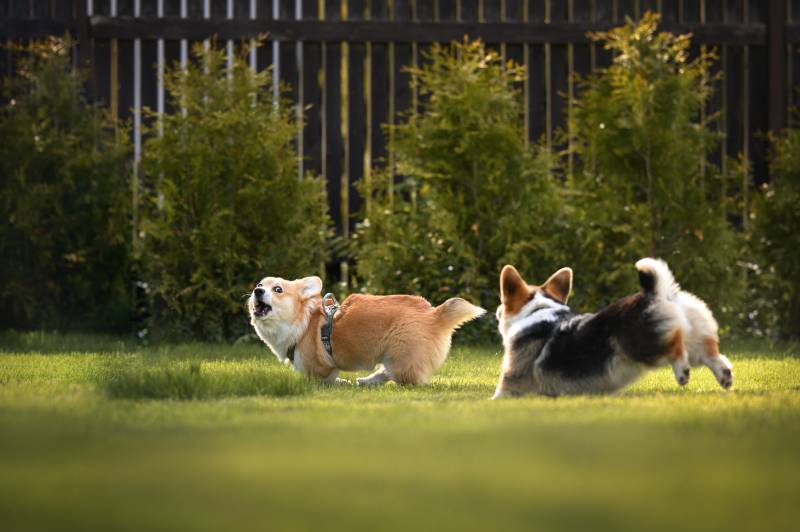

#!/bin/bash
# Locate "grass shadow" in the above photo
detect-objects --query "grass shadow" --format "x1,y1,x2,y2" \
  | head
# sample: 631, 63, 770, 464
102, 357, 311, 400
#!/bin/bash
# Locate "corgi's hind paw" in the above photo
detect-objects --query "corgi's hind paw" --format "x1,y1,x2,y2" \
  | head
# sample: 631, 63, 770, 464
718, 368, 733, 389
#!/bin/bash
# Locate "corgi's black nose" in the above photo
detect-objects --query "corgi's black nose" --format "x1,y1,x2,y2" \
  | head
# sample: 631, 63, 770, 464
254, 287, 265, 298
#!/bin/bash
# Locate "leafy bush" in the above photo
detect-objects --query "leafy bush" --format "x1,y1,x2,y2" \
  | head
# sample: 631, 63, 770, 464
140, 41, 330, 342
0, 37, 132, 332
565, 13, 743, 319
352, 40, 567, 334
748, 129, 800, 339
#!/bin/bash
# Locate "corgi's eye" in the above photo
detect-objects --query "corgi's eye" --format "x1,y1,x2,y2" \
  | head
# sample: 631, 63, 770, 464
273, 286, 283, 294
256, 283, 263, 288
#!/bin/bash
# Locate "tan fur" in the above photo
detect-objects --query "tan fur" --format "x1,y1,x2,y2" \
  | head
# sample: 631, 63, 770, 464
249, 277, 485, 385
542, 267, 573, 303
666, 329, 685, 362
500, 265, 533, 314
704, 337, 720, 358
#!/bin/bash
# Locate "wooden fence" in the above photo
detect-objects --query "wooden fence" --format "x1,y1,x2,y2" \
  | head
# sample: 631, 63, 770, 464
3, 0, 800, 239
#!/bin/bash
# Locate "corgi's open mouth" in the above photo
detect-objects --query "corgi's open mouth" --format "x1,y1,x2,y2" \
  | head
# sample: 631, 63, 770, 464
253, 301, 272, 318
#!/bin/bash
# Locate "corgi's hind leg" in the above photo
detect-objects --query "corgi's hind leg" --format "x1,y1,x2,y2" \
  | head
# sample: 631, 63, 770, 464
667, 330, 691, 386
356, 365, 392, 386
699, 337, 733, 389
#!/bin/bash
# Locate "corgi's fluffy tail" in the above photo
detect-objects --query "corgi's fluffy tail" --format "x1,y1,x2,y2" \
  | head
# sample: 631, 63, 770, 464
434, 297, 486, 331
635, 258, 680, 299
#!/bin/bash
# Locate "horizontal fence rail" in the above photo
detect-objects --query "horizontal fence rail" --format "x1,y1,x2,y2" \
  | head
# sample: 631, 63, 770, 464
3, 17, 785, 44
3, 0, 800, 257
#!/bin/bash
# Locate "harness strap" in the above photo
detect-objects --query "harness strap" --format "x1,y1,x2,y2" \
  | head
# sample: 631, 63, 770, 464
320, 292, 339, 362
286, 344, 296, 363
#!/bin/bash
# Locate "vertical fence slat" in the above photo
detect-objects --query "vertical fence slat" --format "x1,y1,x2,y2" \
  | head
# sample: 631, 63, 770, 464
255, 0, 272, 73
660, 0, 680, 22
278, 1, 297, 107
619, 0, 638, 19
324, 0, 343, 240
504, 0, 524, 78
347, 0, 367, 233
792, 0, 800, 123
302, 0, 322, 179
369, 1, 389, 172
641, 0, 658, 14
749, 41, 769, 183
705, 0, 725, 168
0, 0, 8, 85
549, 0, 569, 145
416, 0, 434, 21
141, 2, 158, 123
528, 0, 547, 144
163, 1, 179, 113
439, 0, 457, 21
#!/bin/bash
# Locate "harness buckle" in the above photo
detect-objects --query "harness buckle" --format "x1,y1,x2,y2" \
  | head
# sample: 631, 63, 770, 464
322, 293, 339, 318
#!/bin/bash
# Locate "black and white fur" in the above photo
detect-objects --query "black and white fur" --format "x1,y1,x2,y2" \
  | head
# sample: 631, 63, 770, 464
493, 258, 733, 398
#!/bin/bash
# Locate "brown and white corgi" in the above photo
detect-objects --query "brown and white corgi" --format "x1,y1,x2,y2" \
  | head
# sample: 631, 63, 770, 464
248, 276, 485, 385
493, 258, 733, 398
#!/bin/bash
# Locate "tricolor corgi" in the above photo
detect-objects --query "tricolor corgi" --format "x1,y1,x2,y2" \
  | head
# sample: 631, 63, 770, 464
248, 276, 485, 385
493, 258, 733, 398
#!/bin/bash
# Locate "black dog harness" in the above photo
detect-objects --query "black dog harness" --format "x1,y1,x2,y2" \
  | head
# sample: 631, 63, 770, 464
320, 292, 340, 362
284, 292, 339, 364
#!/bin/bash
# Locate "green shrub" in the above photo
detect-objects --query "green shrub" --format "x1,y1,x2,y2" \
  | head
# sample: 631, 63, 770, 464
140, 41, 330, 342
565, 13, 743, 319
0, 37, 132, 332
748, 129, 800, 339
352, 40, 567, 335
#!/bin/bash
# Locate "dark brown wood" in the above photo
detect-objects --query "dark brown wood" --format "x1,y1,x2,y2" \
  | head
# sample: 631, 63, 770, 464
76, 0, 92, 85
483, 0, 501, 22
788, 24, 800, 43
767, 0, 786, 133
370, 40, 389, 165
505, 0, 524, 22
438, 0, 457, 21
346, 0, 368, 229
725, 44, 744, 158
302, 40, 323, 177
528, 43, 546, 143
348, 40, 366, 228
659, 0, 680, 23
118, 37, 134, 120
0, 17, 75, 38
70, 17, 767, 45
749, 42, 769, 184
141, 37, 157, 115
324, 40, 343, 233
462, 0, 480, 22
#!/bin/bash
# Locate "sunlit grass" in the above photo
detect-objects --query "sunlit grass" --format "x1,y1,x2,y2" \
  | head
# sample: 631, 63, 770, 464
0, 333, 798, 532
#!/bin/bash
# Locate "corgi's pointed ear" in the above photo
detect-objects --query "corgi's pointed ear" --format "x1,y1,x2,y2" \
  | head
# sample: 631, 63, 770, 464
299, 276, 323, 299
542, 267, 573, 304
500, 265, 526, 304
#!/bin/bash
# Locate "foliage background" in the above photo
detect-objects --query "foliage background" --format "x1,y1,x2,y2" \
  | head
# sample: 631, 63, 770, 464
1, 16, 797, 341
0, 38, 132, 332
352, 40, 569, 339
139, 41, 330, 342
562, 13, 743, 322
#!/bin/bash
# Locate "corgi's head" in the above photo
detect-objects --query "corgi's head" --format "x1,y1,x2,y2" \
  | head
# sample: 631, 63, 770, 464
496, 265, 573, 338
248, 275, 323, 325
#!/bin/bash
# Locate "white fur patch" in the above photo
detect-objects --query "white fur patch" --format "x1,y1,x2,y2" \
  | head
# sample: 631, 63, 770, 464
635, 257, 680, 299
504, 293, 569, 340
251, 293, 319, 368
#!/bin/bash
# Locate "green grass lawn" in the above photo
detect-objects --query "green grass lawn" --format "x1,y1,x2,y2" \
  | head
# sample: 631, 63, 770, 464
1, 332, 799, 532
